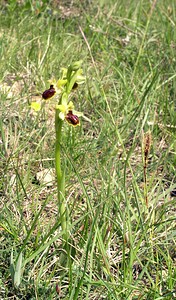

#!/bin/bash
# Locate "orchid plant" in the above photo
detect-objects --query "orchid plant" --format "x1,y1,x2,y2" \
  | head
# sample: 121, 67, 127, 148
31, 61, 88, 265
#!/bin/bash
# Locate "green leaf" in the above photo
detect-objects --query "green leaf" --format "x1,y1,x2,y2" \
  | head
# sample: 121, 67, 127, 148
14, 252, 23, 287
10, 250, 15, 285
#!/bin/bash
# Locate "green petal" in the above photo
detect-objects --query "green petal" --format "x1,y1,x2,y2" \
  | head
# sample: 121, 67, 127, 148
57, 79, 67, 88
67, 101, 74, 110
31, 102, 41, 111
59, 112, 65, 120
56, 104, 66, 112
61, 68, 68, 79
72, 109, 83, 117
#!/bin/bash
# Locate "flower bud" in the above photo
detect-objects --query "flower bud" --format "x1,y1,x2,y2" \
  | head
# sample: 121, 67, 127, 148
75, 75, 85, 84
65, 111, 80, 126
70, 60, 83, 71
42, 85, 56, 100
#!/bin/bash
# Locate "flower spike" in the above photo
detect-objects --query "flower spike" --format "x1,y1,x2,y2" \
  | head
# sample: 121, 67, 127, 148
31, 61, 88, 126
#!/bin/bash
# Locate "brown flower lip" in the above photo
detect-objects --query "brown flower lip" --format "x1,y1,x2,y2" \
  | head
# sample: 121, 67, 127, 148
65, 110, 79, 126
72, 82, 78, 90
42, 85, 56, 99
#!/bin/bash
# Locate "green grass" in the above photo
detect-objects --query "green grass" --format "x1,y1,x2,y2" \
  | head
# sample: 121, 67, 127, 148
0, 0, 176, 299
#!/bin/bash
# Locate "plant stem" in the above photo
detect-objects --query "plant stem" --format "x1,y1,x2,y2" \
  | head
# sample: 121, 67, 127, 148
55, 109, 67, 243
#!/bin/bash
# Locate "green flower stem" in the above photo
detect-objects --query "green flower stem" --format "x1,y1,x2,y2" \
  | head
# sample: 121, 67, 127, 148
55, 109, 68, 244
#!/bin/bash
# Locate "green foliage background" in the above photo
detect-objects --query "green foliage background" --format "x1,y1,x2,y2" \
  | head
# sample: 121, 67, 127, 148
0, 1, 175, 299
